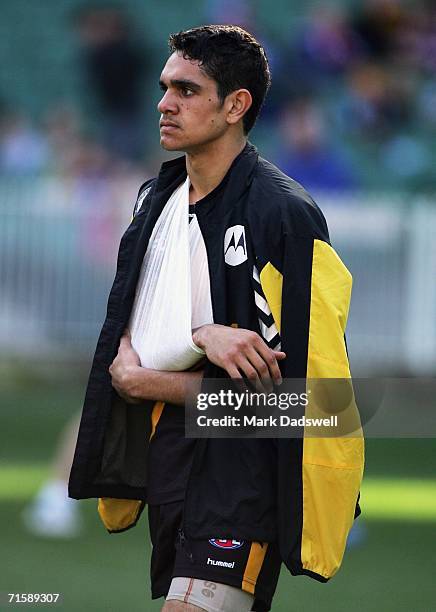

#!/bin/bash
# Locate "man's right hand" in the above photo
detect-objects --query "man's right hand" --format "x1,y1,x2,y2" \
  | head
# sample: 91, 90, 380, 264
192, 324, 286, 391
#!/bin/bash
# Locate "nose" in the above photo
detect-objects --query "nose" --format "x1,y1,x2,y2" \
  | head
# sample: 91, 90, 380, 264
157, 89, 177, 115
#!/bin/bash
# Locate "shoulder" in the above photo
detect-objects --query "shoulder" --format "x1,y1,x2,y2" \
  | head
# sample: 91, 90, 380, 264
251, 157, 329, 242
132, 177, 157, 217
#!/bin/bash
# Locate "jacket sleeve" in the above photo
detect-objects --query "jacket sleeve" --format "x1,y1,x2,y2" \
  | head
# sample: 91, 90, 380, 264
95, 177, 157, 534
257, 198, 364, 581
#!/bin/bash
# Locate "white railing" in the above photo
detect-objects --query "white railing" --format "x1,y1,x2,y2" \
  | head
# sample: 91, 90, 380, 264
1, 178, 435, 374
321, 194, 436, 375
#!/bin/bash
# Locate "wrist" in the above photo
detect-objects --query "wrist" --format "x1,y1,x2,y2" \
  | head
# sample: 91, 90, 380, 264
192, 324, 211, 351
123, 365, 143, 399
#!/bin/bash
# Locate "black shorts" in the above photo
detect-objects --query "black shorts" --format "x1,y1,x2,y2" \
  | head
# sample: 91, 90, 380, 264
148, 501, 282, 612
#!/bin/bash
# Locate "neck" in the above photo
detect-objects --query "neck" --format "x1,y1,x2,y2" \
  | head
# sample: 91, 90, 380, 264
186, 135, 247, 203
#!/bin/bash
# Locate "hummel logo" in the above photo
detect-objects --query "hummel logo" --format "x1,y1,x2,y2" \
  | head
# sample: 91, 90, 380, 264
224, 225, 247, 266
207, 557, 235, 568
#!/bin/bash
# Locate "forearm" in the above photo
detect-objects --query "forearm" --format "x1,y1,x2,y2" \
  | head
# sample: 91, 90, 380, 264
126, 366, 203, 406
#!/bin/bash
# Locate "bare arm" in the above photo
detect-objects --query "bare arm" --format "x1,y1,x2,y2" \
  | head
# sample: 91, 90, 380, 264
119, 367, 203, 406
109, 331, 203, 406
109, 320, 287, 405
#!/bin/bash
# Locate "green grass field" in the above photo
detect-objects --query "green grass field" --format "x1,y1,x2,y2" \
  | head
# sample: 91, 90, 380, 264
1, 382, 435, 611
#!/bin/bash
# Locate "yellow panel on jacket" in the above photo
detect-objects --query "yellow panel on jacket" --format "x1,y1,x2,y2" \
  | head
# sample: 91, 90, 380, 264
259, 241, 364, 581
98, 497, 143, 532
303, 240, 364, 579
97, 401, 165, 532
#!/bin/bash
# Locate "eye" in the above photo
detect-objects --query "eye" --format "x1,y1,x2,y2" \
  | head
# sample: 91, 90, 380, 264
159, 83, 167, 92
181, 87, 194, 97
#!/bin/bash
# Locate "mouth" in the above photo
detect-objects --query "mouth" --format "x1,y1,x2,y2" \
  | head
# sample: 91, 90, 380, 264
160, 121, 180, 131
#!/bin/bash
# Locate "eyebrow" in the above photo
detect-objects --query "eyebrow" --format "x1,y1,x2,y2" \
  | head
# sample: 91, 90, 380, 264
159, 78, 202, 92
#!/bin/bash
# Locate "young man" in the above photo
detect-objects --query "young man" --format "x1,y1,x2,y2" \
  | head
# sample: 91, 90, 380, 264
69, 25, 364, 612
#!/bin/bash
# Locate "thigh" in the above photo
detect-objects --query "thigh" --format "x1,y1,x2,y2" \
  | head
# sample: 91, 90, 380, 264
148, 501, 184, 599
166, 577, 254, 612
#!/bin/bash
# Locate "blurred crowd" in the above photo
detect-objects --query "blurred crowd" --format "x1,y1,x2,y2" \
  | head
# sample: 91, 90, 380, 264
0, 6, 147, 182
0, 0, 435, 194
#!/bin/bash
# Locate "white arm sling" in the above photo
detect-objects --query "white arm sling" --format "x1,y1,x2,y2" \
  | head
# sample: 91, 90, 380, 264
128, 176, 213, 371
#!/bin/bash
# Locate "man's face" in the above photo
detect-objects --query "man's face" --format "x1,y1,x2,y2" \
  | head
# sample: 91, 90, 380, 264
158, 52, 229, 152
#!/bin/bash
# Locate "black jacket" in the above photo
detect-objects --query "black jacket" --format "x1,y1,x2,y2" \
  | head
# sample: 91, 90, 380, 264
69, 143, 364, 582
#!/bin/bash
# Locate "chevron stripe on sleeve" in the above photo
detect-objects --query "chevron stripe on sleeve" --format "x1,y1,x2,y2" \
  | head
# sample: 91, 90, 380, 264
252, 265, 281, 351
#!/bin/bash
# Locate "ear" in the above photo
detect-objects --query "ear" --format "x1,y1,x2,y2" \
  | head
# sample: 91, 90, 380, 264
226, 89, 252, 127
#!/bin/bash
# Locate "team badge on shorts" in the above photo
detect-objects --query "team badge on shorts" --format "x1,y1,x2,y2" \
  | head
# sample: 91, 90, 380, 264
209, 539, 244, 550
224, 225, 247, 266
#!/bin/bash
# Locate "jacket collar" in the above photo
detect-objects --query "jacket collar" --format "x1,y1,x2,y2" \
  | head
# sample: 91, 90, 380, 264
154, 141, 259, 211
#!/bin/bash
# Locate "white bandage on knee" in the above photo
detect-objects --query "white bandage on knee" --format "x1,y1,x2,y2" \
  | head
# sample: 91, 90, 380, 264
166, 577, 255, 612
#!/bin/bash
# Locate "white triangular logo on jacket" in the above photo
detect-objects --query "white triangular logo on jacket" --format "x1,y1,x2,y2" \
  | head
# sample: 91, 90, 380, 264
224, 225, 247, 266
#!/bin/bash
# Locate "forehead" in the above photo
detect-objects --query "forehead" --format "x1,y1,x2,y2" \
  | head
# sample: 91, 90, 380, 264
160, 52, 214, 87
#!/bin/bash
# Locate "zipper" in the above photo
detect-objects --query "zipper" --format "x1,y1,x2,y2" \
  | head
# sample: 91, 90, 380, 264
178, 528, 195, 564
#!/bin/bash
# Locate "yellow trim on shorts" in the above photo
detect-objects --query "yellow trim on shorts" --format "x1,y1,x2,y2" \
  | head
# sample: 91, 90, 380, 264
241, 542, 268, 594
150, 401, 165, 439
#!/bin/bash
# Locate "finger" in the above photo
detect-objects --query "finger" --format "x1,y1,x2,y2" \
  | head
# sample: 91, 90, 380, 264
254, 342, 283, 386
227, 364, 243, 380
227, 364, 248, 393
235, 356, 259, 383
245, 347, 273, 392
274, 351, 286, 360
236, 356, 271, 393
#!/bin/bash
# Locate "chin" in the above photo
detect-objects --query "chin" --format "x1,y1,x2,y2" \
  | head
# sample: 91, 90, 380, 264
160, 133, 215, 154
161, 143, 182, 152
160, 136, 183, 152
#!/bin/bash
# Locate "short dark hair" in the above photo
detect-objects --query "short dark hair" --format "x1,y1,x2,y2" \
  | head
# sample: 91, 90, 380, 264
168, 25, 271, 134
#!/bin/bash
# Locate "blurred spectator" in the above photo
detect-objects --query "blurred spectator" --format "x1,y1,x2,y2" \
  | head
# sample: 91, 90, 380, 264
275, 98, 358, 192
336, 62, 413, 139
44, 104, 82, 173
418, 79, 436, 126
0, 1, 432, 192
279, 5, 365, 98
0, 111, 49, 175
62, 135, 114, 180
395, 2, 436, 73
381, 134, 431, 180
205, 0, 255, 30
67, 136, 123, 266
73, 5, 147, 162
297, 6, 365, 76
352, 0, 406, 59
